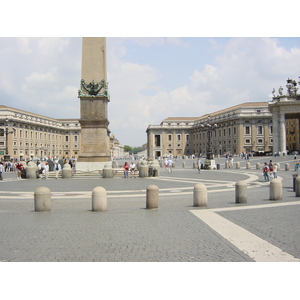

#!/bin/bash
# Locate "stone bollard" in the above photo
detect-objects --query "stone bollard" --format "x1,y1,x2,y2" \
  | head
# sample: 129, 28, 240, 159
62, 163, 72, 178
26, 161, 37, 179
295, 177, 300, 197
277, 163, 280, 170
102, 164, 114, 178
193, 183, 208, 207
269, 179, 282, 201
183, 162, 185, 168
235, 181, 247, 203
285, 163, 290, 171
225, 161, 229, 169
256, 163, 261, 170
193, 162, 196, 169
246, 162, 250, 169
150, 161, 160, 177
92, 187, 107, 211
172, 162, 175, 168
146, 185, 158, 209
139, 161, 149, 178
235, 162, 240, 169
112, 161, 118, 168
34, 187, 51, 212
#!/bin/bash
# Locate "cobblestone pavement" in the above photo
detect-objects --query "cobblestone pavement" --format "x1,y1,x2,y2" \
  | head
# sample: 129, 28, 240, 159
1, 155, 300, 262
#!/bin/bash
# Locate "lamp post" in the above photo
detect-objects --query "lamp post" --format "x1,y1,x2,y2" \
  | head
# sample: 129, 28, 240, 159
201, 116, 217, 169
1, 118, 16, 161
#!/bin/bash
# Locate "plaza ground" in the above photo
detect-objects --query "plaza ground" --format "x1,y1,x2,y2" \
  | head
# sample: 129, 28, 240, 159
1, 154, 300, 263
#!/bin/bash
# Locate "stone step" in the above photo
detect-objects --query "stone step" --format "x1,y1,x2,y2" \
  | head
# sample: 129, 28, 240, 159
47, 169, 139, 179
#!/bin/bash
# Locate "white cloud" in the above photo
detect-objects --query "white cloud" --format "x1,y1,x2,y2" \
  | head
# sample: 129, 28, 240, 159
1, 37, 300, 147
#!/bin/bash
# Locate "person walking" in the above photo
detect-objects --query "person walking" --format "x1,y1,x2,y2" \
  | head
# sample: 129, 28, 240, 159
263, 162, 270, 182
168, 157, 173, 173
54, 162, 61, 179
164, 158, 168, 171
269, 160, 274, 178
0, 162, 4, 180
197, 158, 202, 174
273, 163, 278, 179
42, 162, 49, 180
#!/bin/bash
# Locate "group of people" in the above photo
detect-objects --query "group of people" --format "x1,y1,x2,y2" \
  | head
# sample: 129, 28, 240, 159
164, 158, 173, 173
123, 161, 137, 178
263, 160, 278, 181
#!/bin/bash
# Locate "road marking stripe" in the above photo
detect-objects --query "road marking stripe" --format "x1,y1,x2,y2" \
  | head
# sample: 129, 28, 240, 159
190, 205, 300, 262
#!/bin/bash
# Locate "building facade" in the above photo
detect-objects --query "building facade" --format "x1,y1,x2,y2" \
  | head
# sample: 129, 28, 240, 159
0, 105, 124, 160
147, 102, 277, 158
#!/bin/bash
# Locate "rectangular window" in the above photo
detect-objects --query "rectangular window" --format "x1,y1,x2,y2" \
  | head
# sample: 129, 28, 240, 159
177, 134, 181, 141
168, 134, 172, 141
245, 126, 250, 135
154, 135, 161, 147
257, 125, 263, 135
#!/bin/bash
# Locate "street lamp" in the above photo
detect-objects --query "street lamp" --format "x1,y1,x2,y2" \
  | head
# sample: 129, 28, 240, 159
201, 115, 217, 169
1, 118, 16, 161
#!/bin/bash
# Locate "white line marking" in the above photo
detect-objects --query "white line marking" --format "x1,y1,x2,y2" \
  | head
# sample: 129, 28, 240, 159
190, 203, 300, 262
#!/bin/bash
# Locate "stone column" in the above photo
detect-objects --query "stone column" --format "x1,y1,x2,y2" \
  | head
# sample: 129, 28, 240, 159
279, 112, 286, 155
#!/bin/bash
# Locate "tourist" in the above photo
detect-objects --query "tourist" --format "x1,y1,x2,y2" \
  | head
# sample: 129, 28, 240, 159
263, 162, 270, 182
42, 162, 49, 180
168, 157, 173, 173
123, 162, 129, 178
164, 158, 168, 171
269, 160, 274, 177
54, 162, 61, 179
197, 158, 202, 174
129, 161, 136, 178
16, 162, 23, 179
273, 163, 278, 179
0, 162, 3, 180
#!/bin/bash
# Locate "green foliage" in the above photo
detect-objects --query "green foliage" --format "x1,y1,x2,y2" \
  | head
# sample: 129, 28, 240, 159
124, 145, 143, 155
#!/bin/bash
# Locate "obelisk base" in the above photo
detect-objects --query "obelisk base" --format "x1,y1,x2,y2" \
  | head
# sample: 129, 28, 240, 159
76, 160, 112, 172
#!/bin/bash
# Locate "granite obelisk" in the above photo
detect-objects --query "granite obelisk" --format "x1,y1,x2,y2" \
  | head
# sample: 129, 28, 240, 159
76, 37, 111, 172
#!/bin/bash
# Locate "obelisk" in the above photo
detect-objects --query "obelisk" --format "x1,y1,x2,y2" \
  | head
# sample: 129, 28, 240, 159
76, 37, 111, 172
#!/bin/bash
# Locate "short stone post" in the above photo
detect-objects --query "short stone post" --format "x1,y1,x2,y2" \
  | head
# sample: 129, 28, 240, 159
246, 162, 250, 169
285, 163, 290, 171
183, 162, 186, 168
112, 161, 118, 168
34, 187, 51, 212
235, 162, 240, 169
193, 183, 208, 207
193, 162, 196, 169
172, 162, 175, 168
102, 164, 114, 178
277, 163, 280, 170
62, 163, 72, 178
26, 161, 37, 179
92, 187, 107, 211
269, 179, 282, 201
146, 185, 158, 209
225, 161, 229, 169
150, 161, 160, 177
139, 161, 149, 178
295, 177, 300, 197
235, 181, 247, 203
256, 163, 261, 170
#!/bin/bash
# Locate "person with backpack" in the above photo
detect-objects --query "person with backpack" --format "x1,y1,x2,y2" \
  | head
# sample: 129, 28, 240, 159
263, 162, 270, 182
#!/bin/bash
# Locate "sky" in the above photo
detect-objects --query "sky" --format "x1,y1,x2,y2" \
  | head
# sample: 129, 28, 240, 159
1, 2, 300, 150
1, 36, 300, 147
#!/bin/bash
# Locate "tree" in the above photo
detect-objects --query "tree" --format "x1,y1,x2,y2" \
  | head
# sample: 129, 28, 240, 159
124, 145, 133, 154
